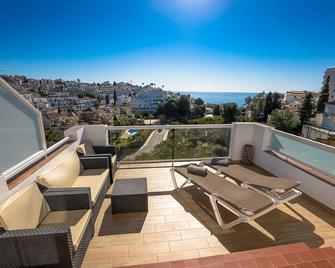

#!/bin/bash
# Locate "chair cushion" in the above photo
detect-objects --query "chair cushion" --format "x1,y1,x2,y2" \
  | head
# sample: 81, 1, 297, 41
37, 152, 81, 188
111, 155, 117, 166
187, 164, 207, 177
0, 184, 50, 230
72, 169, 109, 204
39, 209, 92, 251
77, 142, 96, 156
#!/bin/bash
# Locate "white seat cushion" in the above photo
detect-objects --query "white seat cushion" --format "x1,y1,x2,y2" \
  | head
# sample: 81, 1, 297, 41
0, 184, 50, 230
77, 142, 96, 156
40, 209, 92, 251
112, 155, 117, 166
72, 169, 109, 204
37, 152, 81, 188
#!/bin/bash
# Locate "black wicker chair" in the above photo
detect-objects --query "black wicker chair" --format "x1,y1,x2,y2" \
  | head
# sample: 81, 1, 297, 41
38, 156, 110, 222
77, 142, 118, 184
0, 187, 94, 268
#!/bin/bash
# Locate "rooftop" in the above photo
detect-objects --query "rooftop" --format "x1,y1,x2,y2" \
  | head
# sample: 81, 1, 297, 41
82, 165, 335, 267
1, 77, 335, 267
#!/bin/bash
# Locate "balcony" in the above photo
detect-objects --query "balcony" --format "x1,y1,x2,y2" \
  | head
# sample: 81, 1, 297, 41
61, 123, 335, 267
1, 120, 335, 267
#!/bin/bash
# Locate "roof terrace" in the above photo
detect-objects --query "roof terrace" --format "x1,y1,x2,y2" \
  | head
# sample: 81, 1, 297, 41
1, 78, 335, 267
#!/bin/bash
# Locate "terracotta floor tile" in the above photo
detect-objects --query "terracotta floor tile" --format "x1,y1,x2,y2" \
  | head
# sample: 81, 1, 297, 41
282, 253, 301, 264
223, 261, 241, 268
296, 251, 316, 262
295, 263, 316, 268
328, 258, 335, 266
321, 247, 335, 258
268, 254, 288, 266
310, 249, 330, 260
238, 259, 258, 268
253, 256, 273, 268
169, 260, 186, 268
312, 260, 333, 268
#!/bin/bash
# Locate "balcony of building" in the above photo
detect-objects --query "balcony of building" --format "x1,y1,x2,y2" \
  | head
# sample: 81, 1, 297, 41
1, 77, 335, 267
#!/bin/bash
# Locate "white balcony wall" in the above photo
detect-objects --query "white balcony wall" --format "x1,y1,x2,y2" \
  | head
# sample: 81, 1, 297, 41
65, 123, 335, 211
246, 124, 335, 211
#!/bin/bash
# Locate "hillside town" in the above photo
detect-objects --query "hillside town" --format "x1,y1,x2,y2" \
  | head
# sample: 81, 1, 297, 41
1, 67, 335, 146
1, 75, 171, 132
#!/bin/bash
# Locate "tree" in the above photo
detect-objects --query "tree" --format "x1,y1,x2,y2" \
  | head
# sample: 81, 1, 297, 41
156, 98, 178, 119
213, 104, 221, 116
263, 92, 273, 121
272, 92, 282, 110
222, 102, 239, 123
299, 92, 315, 124
317, 75, 330, 112
194, 98, 204, 106
113, 89, 117, 105
269, 110, 297, 134
94, 101, 100, 110
105, 94, 110, 105
192, 103, 206, 118
177, 95, 190, 118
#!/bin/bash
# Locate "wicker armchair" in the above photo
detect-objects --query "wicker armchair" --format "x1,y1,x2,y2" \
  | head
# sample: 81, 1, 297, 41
36, 153, 110, 221
0, 184, 94, 268
77, 141, 118, 184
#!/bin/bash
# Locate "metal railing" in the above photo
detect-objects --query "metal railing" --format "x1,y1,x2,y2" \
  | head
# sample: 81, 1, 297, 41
107, 124, 233, 163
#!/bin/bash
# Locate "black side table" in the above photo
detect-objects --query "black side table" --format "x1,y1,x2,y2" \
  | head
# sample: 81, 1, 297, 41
111, 177, 148, 214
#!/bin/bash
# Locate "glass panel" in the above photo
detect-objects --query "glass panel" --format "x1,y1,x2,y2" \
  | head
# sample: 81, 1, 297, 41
109, 127, 231, 162
172, 128, 231, 159
270, 132, 335, 176
0, 83, 44, 173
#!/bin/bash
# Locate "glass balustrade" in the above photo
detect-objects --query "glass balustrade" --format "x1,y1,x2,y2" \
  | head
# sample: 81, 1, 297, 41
109, 126, 231, 162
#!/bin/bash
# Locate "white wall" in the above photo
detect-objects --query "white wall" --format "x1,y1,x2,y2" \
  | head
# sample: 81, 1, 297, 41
82, 125, 108, 146
230, 123, 335, 211
0, 141, 79, 204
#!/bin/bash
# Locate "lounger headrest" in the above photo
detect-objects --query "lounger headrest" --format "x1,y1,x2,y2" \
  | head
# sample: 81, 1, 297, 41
187, 164, 207, 177
211, 158, 229, 166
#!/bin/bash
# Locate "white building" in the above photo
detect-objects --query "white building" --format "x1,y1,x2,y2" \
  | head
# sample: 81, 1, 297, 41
284, 91, 307, 109
130, 88, 167, 112
321, 68, 335, 131
322, 67, 335, 102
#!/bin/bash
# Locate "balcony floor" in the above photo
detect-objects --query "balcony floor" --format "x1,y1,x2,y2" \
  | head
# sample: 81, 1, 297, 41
82, 165, 335, 267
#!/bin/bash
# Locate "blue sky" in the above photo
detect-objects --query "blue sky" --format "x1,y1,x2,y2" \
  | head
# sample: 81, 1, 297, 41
1, 0, 335, 92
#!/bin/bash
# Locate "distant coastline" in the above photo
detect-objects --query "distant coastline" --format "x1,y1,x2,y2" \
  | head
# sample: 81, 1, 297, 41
178, 91, 258, 107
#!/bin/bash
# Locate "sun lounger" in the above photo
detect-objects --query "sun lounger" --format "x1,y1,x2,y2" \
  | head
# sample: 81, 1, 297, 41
204, 161, 301, 204
171, 166, 276, 229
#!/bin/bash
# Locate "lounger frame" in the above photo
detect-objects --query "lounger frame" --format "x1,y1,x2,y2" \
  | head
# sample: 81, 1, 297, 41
170, 168, 277, 229
212, 168, 302, 205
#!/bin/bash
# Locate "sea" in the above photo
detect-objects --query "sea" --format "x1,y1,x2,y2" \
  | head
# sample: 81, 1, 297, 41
178, 92, 258, 107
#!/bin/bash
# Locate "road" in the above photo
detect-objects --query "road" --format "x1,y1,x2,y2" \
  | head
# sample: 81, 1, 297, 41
124, 129, 169, 160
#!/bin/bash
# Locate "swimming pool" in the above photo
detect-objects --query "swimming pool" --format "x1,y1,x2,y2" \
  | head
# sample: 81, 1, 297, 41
128, 129, 138, 135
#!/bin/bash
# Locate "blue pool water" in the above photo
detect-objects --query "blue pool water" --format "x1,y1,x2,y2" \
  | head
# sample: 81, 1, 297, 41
128, 129, 138, 134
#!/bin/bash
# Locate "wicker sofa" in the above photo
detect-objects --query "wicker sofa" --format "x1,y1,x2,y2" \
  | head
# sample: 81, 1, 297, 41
0, 183, 94, 268
77, 141, 117, 184
36, 152, 110, 221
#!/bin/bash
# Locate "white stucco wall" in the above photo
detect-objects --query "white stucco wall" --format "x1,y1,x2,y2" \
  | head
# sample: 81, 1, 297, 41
231, 123, 335, 211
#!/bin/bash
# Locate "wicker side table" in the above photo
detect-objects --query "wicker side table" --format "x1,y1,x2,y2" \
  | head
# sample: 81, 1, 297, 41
111, 178, 148, 214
